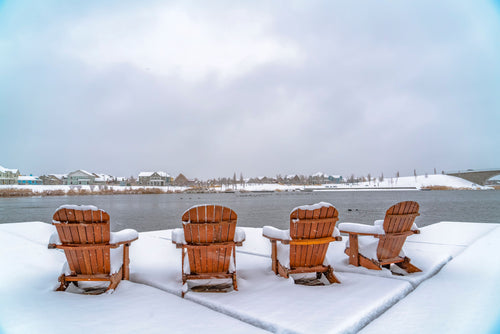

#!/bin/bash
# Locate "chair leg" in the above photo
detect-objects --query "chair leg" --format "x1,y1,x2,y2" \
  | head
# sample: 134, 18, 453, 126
122, 244, 131, 280
395, 257, 422, 273
324, 266, 341, 284
277, 262, 290, 279
106, 267, 123, 292
232, 273, 238, 291
358, 254, 382, 270
56, 274, 69, 291
347, 234, 360, 266
181, 274, 187, 298
270, 240, 278, 274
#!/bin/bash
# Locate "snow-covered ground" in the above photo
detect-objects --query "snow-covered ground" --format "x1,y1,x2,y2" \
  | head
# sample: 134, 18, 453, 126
0, 220, 499, 333
0, 174, 492, 195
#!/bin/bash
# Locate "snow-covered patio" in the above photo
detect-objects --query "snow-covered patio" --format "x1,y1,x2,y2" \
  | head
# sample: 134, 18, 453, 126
0, 221, 498, 334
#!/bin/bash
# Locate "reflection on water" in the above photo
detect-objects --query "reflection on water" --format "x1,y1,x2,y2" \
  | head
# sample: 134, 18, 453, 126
1, 190, 499, 232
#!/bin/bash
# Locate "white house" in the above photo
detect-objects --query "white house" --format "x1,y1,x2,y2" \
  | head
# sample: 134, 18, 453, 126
67, 170, 96, 185
0, 165, 20, 185
138, 171, 172, 186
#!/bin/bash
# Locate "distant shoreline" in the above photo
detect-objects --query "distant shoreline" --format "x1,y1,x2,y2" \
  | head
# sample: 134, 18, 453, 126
0, 184, 496, 198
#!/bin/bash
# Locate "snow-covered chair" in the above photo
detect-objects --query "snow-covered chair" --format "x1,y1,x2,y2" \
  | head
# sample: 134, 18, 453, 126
262, 202, 342, 284
172, 204, 245, 297
339, 201, 421, 273
50, 205, 138, 293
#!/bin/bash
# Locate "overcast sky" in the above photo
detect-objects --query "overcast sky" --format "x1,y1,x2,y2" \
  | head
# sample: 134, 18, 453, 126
1, 0, 499, 180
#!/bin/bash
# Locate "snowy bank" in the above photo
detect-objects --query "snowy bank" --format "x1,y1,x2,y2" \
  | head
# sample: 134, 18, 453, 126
0, 221, 499, 333
0, 174, 492, 197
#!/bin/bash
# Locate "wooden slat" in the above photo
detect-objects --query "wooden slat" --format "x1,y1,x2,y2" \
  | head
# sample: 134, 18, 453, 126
190, 225, 200, 243
83, 210, 92, 223
96, 248, 105, 273
102, 222, 110, 243
103, 249, 111, 273
214, 205, 222, 222
68, 249, 80, 273
206, 205, 215, 222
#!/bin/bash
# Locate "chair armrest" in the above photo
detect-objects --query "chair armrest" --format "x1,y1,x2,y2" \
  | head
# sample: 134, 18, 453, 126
109, 229, 139, 246
262, 226, 290, 243
338, 222, 384, 236
171, 228, 186, 245
110, 238, 138, 247
48, 231, 61, 249
234, 227, 246, 245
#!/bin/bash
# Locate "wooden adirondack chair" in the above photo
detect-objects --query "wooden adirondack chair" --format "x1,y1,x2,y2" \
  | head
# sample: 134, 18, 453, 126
172, 205, 245, 297
262, 202, 342, 284
51, 205, 138, 293
339, 201, 421, 273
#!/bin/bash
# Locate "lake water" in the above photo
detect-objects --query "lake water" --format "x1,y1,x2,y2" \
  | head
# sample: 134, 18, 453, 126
1, 190, 499, 232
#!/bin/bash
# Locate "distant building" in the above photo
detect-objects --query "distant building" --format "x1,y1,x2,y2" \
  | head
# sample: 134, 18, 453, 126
0, 165, 20, 185
138, 171, 172, 186
94, 173, 114, 185
40, 174, 66, 185
312, 172, 343, 184
17, 175, 42, 185
173, 173, 195, 186
67, 170, 96, 185
115, 177, 127, 186
328, 175, 343, 183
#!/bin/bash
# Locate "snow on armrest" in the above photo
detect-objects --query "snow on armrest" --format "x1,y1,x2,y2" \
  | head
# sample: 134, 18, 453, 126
171, 228, 186, 244
48, 231, 61, 247
338, 223, 385, 235
411, 223, 419, 231
333, 227, 340, 238
262, 226, 290, 240
234, 227, 246, 243
110, 229, 138, 244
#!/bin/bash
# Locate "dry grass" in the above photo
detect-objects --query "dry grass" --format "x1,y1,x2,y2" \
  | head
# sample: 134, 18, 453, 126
0, 187, 171, 197
0, 189, 35, 197
420, 186, 478, 191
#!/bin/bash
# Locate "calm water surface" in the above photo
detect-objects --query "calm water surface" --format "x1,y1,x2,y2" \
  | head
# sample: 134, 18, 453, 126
0, 190, 499, 232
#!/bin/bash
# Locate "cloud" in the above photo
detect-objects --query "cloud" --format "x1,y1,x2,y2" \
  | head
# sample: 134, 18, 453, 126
1, 0, 499, 179
61, 3, 303, 83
